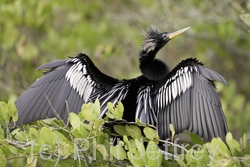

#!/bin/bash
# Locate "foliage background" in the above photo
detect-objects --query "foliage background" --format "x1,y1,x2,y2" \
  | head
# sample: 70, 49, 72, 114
0, 0, 250, 150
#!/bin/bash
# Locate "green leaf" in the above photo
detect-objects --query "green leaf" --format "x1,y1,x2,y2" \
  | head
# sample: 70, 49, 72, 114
7, 99, 18, 122
93, 119, 105, 135
210, 138, 230, 156
39, 127, 55, 146
69, 113, 88, 138
0, 127, 4, 140
105, 111, 116, 119
123, 135, 131, 150
0, 148, 7, 167
107, 102, 116, 118
58, 144, 74, 157
29, 127, 38, 141
190, 132, 204, 145
93, 99, 101, 119
135, 138, 145, 154
111, 145, 127, 160
69, 112, 81, 129
185, 149, 195, 164
226, 132, 241, 155
0, 102, 5, 121
11, 128, 27, 141
186, 145, 210, 166
135, 118, 147, 126
204, 138, 232, 166
125, 125, 142, 139
143, 127, 159, 141
246, 145, 250, 155
25, 145, 42, 154
176, 156, 187, 167
53, 131, 71, 145
96, 135, 111, 157
106, 102, 124, 119
114, 125, 130, 136
0, 102, 8, 122
104, 137, 112, 157
129, 139, 137, 150
146, 141, 162, 167
97, 144, 109, 160
81, 103, 96, 122
107, 102, 114, 112
169, 124, 175, 142
38, 158, 77, 167
135, 138, 147, 164
127, 148, 146, 167
240, 133, 246, 151
5, 144, 18, 155
116, 102, 124, 118
0, 99, 18, 123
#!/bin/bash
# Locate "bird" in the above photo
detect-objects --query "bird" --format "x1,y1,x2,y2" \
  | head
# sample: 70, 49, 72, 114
15, 26, 228, 141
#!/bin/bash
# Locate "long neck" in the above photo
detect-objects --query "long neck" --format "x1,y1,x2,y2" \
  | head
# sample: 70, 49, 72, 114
139, 50, 169, 81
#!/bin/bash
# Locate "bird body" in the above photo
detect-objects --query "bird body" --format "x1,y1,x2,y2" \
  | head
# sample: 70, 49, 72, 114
15, 27, 228, 141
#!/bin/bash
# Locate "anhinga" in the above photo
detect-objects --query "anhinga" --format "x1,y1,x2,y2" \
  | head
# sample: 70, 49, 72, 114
15, 27, 228, 141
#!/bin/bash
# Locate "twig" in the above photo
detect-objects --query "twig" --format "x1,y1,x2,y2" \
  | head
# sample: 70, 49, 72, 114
159, 139, 188, 152
5, 139, 31, 151
160, 150, 178, 160
6, 155, 30, 161
45, 95, 65, 124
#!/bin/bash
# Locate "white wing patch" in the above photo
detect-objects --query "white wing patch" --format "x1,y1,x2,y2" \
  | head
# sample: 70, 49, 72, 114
99, 82, 130, 118
65, 58, 95, 102
157, 66, 197, 110
135, 85, 157, 125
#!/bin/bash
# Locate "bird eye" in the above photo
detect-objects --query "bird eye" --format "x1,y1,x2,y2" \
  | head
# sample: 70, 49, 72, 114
162, 33, 168, 40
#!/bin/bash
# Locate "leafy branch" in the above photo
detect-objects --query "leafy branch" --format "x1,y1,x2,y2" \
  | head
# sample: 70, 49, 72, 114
0, 99, 250, 167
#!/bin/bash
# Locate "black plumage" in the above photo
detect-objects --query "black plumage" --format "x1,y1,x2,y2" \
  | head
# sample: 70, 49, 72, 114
15, 27, 228, 141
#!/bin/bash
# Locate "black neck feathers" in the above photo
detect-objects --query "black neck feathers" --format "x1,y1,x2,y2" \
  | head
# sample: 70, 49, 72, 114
139, 52, 169, 81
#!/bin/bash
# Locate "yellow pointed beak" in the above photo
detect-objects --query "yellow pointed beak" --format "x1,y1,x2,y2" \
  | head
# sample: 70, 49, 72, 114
168, 27, 190, 39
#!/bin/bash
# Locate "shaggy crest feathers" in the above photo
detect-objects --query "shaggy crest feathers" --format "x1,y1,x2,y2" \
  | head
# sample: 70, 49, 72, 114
141, 26, 162, 53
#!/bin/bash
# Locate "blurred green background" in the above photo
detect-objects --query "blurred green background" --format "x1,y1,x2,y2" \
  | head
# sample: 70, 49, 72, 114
0, 0, 250, 141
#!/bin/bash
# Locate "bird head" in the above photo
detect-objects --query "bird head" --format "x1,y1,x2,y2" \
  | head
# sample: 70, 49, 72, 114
141, 26, 190, 54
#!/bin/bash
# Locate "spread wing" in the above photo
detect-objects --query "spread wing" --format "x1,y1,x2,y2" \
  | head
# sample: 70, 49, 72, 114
135, 85, 157, 126
154, 58, 228, 141
15, 53, 129, 125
